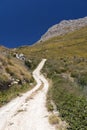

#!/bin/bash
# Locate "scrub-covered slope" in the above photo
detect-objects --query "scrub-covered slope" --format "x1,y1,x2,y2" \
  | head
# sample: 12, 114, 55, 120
16, 25, 87, 129
0, 46, 33, 106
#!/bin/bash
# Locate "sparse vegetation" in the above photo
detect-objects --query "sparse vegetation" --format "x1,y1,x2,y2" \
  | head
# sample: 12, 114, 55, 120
0, 47, 34, 107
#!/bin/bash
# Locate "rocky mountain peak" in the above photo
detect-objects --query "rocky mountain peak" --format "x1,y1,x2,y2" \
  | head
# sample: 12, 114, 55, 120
39, 16, 87, 42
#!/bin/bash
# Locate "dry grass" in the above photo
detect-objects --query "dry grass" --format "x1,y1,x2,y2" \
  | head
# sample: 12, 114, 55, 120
0, 48, 33, 106
49, 114, 68, 130
49, 114, 59, 125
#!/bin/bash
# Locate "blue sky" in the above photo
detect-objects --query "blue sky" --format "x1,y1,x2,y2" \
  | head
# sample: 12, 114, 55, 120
0, 0, 87, 48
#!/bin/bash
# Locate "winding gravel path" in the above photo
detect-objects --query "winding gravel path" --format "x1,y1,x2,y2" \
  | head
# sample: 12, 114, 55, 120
0, 59, 55, 130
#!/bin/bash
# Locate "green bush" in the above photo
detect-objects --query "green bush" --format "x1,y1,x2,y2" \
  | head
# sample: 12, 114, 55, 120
25, 60, 32, 68
78, 73, 87, 86
43, 60, 87, 130
48, 75, 87, 130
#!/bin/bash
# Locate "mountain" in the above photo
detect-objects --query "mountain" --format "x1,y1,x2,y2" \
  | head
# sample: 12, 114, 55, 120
16, 17, 87, 129
0, 16, 87, 129
38, 17, 87, 42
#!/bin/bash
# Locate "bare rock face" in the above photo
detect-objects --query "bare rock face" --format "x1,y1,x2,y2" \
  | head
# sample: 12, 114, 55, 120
39, 17, 87, 42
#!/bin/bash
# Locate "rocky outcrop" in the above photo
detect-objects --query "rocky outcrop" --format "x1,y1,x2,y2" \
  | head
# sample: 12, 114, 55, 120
39, 17, 87, 42
13, 53, 25, 61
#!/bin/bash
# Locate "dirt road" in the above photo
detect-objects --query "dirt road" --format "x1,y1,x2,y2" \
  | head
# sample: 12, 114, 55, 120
0, 59, 55, 130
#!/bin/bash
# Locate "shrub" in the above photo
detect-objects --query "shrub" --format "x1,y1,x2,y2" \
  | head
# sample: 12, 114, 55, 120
25, 60, 31, 68
49, 76, 87, 130
71, 71, 79, 78
78, 74, 87, 86
43, 60, 87, 130
49, 114, 59, 125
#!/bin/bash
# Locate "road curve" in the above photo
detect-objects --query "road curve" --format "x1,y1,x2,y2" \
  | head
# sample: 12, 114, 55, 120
0, 59, 55, 130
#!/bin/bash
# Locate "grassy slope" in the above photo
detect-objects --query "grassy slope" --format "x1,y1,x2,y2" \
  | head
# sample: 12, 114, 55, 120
17, 26, 87, 58
16, 26, 87, 129
0, 46, 34, 106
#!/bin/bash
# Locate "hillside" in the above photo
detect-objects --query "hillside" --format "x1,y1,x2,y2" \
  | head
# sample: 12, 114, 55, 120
0, 17, 87, 129
17, 25, 87, 58
16, 25, 87, 130
0, 46, 34, 106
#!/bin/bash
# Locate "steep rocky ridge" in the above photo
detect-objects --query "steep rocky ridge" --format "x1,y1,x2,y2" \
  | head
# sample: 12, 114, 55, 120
38, 16, 87, 42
